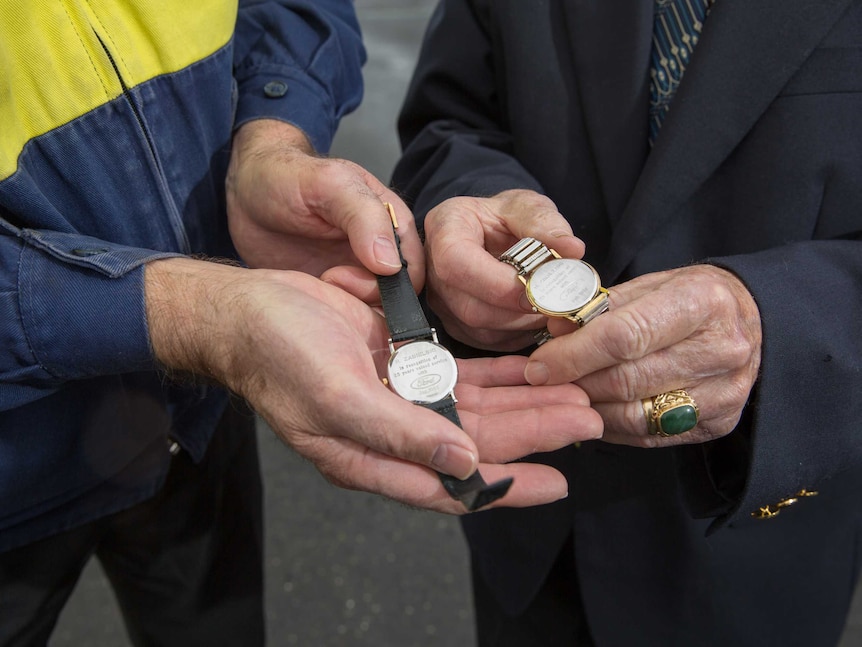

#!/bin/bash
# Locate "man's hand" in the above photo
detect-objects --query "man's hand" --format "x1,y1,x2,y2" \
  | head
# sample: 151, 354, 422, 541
524, 265, 763, 447
145, 257, 602, 512
422, 189, 585, 350
225, 119, 424, 302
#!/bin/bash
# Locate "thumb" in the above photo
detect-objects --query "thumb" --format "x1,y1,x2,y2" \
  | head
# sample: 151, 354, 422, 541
314, 165, 406, 275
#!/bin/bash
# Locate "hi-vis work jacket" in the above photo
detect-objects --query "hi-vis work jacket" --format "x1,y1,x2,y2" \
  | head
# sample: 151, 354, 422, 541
0, 0, 364, 551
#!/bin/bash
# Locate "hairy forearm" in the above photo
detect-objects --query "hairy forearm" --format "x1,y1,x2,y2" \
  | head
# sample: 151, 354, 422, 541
144, 257, 250, 387
231, 118, 314, 163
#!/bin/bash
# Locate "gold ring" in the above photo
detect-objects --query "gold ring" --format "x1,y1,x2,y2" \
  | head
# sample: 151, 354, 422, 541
642, 389, 699, 437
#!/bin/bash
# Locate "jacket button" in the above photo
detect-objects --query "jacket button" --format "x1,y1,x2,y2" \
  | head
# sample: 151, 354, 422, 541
167, 438, 181, 455
263, 80, 288, 98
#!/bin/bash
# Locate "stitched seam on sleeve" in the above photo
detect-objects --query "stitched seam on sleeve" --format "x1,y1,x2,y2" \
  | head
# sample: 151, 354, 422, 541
17, 244, 57, 379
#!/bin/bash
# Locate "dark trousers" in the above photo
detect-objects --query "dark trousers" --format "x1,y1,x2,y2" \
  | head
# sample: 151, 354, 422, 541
0, 402, 264, 647
472, 533, 595, 647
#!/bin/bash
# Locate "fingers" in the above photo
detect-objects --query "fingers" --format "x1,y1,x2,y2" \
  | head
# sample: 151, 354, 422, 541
426, 287, 544, 351
248, 273, 486, 485
300, 435, 570, 513
455, 355, 556, 388
593, 383, 747, 448
309, 161, 426, 280
284, 364, 578, 511
234, 141, 426, 285
383, 194, 426, 290
525, 268, 724, 386
282, 367, 484, 481
457, 396, 602, 462
340, 358, 598, 480
524, 300, 682, 387
422, 191, 588, 348
483, 189, 584, 259
423, 203, 542, 339
453, 355, 603, 462
320, 265, 383, 305
573, 340, 727, 403
426, 203, 525, 309
522, 266, 762, 449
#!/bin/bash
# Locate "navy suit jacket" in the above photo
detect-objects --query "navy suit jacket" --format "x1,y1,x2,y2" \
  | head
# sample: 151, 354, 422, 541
393, 1, 862, 645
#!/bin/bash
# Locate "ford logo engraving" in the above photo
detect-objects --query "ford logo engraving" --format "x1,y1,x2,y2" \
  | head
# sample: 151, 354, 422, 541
411, 374, 442, 390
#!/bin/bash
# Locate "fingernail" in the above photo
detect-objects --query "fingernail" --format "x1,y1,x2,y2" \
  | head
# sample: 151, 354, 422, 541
374, 236, 402, 268
518, 292, 534, 312
431, 444, 477, 480
524, 361, 550, 385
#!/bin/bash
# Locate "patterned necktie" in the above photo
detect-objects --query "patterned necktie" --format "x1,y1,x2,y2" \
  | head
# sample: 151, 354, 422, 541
649, 0, 714, 144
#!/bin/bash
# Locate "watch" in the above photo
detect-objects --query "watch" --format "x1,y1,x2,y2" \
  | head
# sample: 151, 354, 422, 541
499, 237, 609, 326
376, 203, 513, 511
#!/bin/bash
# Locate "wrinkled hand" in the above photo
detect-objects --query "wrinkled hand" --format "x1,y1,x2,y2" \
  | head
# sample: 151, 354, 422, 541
524, 264, 762, 447
226, 119, 424, 301
422, 189, 585, 351
145, 258, 602, 512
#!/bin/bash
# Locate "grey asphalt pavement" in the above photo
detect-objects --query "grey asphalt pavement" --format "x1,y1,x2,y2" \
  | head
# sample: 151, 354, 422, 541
50, 1, 862, 645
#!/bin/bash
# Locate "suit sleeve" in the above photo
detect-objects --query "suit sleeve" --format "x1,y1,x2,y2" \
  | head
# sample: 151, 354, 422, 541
391, 0, 544, 226
693, 239, 862, 530
395, 0, 862, 535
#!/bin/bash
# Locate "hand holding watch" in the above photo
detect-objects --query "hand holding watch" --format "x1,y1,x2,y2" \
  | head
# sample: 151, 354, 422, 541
376, 204, 513, 512
499, 237, 609, 327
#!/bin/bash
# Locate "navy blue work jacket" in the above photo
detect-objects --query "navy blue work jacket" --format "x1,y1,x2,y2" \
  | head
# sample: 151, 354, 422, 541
0, 0, 364, 551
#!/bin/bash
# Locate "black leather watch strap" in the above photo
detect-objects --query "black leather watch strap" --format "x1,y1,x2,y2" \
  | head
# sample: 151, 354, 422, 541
376, 204, 512, 511
377, 232, 433, 343
428, 395, 514, 510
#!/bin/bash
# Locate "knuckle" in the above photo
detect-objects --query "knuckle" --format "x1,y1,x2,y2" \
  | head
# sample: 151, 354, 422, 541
428, 249, 459, 286
491, 189, 549, 216
606, 308, 655, 361
604, 364, 643, 402
424, 201, 449, 231
456, 296, 493, 329
724, 372, 755, 407
724, 334, 757, 370
640, 435, 663, 449
693, 267, 744, 316
309, 158, 345, 186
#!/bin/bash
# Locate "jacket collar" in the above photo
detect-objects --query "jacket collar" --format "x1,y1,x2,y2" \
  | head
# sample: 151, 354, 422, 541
563, 0, 855, 282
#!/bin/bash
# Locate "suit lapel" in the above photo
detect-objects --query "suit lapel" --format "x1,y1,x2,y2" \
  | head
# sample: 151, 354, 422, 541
561, 1, 653, 226
579, 0, 856, 282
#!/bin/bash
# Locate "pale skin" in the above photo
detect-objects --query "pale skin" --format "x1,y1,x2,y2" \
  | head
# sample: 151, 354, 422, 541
422, 188, 763, 447
225, 118, 425, 301
143, 121, 604, 513
144, 258, 603, 513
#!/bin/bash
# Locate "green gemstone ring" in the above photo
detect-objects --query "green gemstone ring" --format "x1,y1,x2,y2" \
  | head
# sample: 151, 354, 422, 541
642, 389, 699, 437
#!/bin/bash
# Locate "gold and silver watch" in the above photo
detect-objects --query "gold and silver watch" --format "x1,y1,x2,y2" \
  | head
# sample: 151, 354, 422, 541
499, 237, 609, 327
